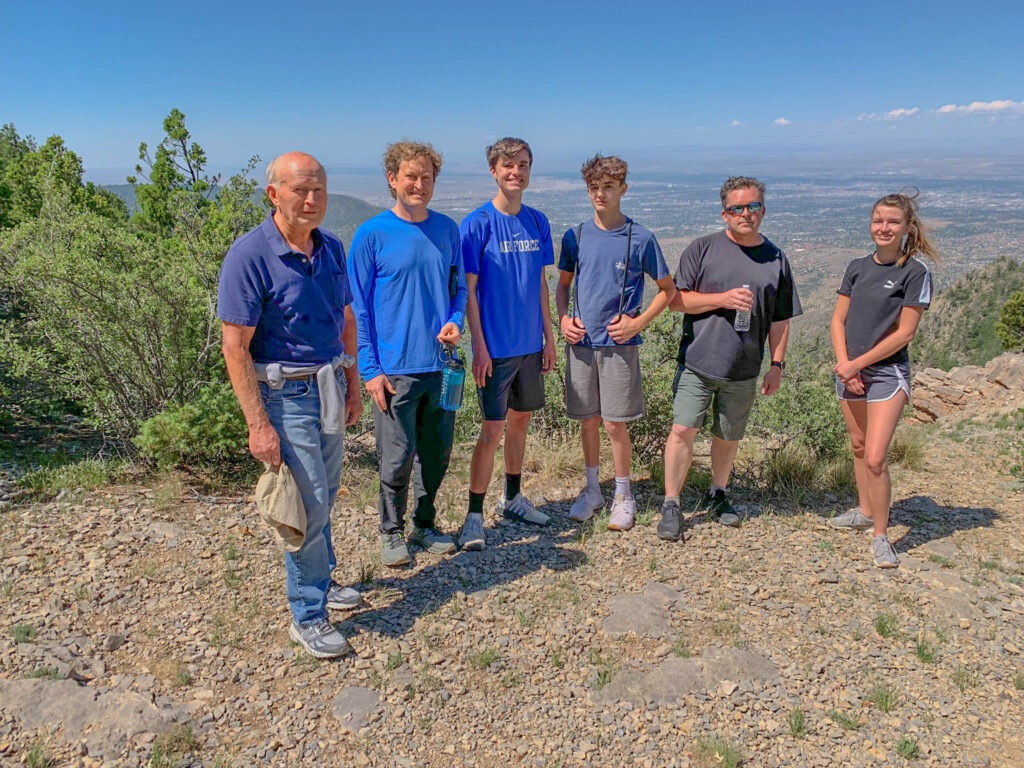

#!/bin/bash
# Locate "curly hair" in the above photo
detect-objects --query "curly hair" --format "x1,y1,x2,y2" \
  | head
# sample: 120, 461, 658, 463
872, 187, 940, 266
383, 141, 443, 199
719, 176, 766, 207
580, 154, 628, 186
486, 137, 533, 169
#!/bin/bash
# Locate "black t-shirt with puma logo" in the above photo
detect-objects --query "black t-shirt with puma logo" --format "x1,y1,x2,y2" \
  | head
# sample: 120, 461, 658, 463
838, 253, 933, 365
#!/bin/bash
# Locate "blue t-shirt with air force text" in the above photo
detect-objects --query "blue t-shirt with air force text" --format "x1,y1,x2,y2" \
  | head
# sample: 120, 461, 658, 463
460, 202, 555, 359
558, 218, 669, 347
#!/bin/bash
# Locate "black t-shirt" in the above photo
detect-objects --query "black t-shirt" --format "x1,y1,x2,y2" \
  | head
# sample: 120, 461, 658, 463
838, 254, 933, 365
674, 230, 802, 381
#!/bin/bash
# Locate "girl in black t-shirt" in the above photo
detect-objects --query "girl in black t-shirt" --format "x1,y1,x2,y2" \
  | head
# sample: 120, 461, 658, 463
828, 190, 939, 568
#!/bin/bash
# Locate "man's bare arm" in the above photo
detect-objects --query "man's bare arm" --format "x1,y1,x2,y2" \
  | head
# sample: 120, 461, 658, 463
222, 321, 281, 466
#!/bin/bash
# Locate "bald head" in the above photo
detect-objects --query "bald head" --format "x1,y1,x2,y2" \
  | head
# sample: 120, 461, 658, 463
267, 152, 326, 187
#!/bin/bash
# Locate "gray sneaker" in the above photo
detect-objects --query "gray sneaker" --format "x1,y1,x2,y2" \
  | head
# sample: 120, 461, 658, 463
326, 581, 361, 610
872, 534, 899, 569
459, 513, 486, 551
829, 507, 873, 531
500, 493, 550, 525
409, 526, 456, 555
381, 531, 411, 567
657, 500, 682, 541
289, 619, 351, 659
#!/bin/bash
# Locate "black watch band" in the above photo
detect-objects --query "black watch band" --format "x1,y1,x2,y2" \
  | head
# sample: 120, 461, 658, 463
771, 361, 786, 371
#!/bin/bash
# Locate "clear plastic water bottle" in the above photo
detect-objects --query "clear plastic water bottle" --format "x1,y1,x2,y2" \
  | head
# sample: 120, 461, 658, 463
734, 284, 752, 332
439, 344, 466, 412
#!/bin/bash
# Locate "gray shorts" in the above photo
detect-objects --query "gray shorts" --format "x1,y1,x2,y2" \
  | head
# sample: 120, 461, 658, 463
836, 361, 911, 403
565, 344, 645, 422
672, 365, 758, 441
477, 351, 546, 420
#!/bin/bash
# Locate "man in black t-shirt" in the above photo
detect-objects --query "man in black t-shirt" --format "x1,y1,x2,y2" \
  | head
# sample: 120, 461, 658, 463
657, 177, 802, 540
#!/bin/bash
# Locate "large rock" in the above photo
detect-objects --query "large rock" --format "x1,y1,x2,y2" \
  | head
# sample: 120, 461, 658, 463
912, 352, 1023, 423
331, 686, 383, 732
593, 646, 779, 706
0, 678, 190, 759
601, 583, 682, 638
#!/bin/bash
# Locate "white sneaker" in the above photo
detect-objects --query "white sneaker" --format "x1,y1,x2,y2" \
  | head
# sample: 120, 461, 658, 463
607, 493, 635, 531
569, 490, 604, 522
459, 513, 486, 551
500, 493, 550, 525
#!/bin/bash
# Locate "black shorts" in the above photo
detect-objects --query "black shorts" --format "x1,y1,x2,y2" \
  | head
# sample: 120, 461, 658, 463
477, 351, 546, 420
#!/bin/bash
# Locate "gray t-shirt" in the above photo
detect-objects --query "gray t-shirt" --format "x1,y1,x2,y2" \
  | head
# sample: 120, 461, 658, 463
838, 254, 932, 365
674, 230, 802, 381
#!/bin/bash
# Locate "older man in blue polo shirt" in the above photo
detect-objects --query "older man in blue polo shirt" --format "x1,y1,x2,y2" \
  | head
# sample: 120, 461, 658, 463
218, 151, 362, 659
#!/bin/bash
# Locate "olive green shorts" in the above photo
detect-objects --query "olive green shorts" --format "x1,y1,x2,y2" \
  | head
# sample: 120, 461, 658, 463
671, 365, 758, 441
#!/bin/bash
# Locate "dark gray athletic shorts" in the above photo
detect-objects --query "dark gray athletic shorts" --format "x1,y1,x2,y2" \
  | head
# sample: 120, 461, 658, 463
836, 361, 911, 403
478, 351, 545, 420
672, 365, 758, 441
565, 344, 645, 422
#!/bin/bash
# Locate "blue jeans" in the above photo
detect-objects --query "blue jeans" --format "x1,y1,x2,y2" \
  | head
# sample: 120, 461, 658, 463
260, 371, 345, 625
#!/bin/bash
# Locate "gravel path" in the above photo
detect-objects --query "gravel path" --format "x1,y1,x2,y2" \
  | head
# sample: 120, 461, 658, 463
1, 427, 1022, 767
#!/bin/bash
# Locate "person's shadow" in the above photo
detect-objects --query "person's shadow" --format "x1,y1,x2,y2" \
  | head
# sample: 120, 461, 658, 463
336, 494, 591, 642
888, 495, 999, 553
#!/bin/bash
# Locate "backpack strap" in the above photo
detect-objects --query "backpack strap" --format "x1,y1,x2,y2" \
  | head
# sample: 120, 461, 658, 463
571, 223, 584, 320
616, 219, 634, 317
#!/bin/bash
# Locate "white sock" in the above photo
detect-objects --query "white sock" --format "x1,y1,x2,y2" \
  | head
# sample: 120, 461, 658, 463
710, 483, 726, 495
614, 476, 631, 497
585, 465, 600, 497
665, 495, 680, 505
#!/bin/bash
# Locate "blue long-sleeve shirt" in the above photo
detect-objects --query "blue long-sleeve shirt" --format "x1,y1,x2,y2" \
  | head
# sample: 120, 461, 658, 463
347, 210, 467, 380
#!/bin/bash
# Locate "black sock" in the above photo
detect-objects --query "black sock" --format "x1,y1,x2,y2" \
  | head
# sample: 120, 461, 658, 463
505, 473, 521, 500
468, 491, 485, 516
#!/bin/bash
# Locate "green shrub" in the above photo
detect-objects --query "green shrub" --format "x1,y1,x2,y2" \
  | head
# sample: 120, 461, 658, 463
747, 336, 849, 459
20, 459, 124, 499
0, 112, 263, 443
889, 427, 926, 470
135, 380, 248, 469
995, 289, 1024, 351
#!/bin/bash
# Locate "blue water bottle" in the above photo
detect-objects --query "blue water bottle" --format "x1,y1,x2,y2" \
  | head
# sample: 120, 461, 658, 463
440, 343, 466, 412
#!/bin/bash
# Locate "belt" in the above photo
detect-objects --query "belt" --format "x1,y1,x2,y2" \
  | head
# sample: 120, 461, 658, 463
282, 372, 315, 382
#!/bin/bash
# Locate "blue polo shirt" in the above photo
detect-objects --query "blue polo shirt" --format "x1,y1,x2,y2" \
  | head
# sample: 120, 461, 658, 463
217, 212, 352, 365
460, 202, 554, 359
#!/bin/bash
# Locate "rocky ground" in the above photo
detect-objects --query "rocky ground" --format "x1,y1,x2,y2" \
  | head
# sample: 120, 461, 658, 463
1, 380, 1023, 767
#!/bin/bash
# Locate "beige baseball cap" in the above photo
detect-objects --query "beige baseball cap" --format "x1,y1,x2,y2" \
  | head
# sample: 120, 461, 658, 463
254, 463, 306, 552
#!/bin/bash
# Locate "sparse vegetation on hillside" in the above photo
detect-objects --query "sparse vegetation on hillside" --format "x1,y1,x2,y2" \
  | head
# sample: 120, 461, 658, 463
914, 256, 1024, 370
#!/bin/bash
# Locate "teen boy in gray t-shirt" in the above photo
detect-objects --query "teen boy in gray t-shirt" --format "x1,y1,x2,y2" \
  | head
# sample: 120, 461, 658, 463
658, 177, 801, 540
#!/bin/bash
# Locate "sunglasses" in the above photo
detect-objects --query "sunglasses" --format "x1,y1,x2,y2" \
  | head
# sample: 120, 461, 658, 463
724, 202, 764, 215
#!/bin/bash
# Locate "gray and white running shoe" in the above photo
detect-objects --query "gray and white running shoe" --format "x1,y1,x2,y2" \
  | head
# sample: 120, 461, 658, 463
500, 493, 550, 525
872, 534, 899, 569
326, 581, 361, 610
409, 526, 456, 555
568, 490, 605, 522
289, 619, 351, 659
381, 531, 411, 567
829, 507, 873, 531
459, 513, 486, 551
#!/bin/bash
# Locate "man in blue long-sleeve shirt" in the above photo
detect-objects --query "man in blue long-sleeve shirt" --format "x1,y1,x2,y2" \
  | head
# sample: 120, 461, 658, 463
348, 141, 467, 566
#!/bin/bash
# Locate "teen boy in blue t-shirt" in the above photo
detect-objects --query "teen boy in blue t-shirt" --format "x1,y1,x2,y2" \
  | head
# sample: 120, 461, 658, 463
457, 138, 556, 551
555, 154, 676, 532
348, 141, 467, 567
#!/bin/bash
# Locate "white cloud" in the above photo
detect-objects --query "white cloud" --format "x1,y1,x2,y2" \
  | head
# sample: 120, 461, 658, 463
935, 99, 1024, 114
772, 117, 791, 126
858, 107, 919, 121
728, 120, 742, 127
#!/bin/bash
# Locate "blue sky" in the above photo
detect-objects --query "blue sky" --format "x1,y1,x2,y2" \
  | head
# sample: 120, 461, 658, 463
2, 0, 1022, 183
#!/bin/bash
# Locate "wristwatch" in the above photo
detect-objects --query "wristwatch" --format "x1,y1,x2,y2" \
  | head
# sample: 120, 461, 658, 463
770, 361, 786, 371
